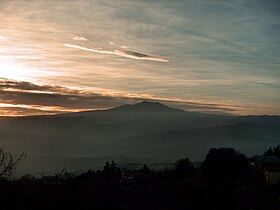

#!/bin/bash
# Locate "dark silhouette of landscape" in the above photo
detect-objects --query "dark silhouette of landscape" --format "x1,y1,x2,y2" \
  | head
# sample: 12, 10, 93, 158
1, 0, 279, 209
0, 101, 279, 175
0, 146, 280, 210
0, 101, 280, 210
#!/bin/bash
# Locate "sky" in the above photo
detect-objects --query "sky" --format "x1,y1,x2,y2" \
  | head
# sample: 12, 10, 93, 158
0, 0, 279, 116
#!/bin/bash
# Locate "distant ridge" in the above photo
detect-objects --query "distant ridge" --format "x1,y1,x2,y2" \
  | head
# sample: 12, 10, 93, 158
110, 101, 183, 112
0, 100, 279, 169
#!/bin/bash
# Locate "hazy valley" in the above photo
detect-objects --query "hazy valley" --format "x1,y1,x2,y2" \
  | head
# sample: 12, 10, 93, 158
0, 101, 279, 176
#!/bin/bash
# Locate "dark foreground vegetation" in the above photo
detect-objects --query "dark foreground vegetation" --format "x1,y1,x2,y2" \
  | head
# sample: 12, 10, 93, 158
0, 147, 280, 210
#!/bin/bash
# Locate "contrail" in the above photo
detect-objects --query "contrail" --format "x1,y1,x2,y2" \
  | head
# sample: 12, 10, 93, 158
63, 44, 169, 63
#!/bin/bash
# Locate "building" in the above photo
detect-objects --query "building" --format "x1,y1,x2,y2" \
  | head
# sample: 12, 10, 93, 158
253, 155, 280, 185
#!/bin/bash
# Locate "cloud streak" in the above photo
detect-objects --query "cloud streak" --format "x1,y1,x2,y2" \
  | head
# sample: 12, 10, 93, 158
63, 44, 169, 63
0, 78, 242, 116
0, 0, 279, 116
72, 36, 88, 41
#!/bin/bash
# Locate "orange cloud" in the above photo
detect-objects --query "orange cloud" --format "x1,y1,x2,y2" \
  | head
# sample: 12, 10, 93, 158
0, 78, 244, 116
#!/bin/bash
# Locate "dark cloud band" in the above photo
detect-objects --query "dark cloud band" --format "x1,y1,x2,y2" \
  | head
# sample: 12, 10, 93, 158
0, 78, 238, 116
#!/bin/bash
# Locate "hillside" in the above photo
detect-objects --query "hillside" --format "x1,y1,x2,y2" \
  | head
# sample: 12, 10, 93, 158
0, 101, 279, 174
106, 123, 280, 161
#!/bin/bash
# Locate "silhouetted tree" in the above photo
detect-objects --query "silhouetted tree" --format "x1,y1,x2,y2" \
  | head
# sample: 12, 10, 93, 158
175, 156, 194, 178
104, 161, 110, 170
77, 169, 96, 181
0, 149, 277, 210
140, 164, 151, 175
274, 145, 280, 158
200, 148, 258, 210
202, 148, 251, 185
0, 147, 26, 178
265, 147, 274, 156
264, 145, 280, 158
102, 160, 122, 180
19, 174, 35, 182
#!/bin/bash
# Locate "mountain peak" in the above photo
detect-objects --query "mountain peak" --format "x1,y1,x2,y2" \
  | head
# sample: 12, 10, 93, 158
110, 101, 182, 112
136, 101, 162, 106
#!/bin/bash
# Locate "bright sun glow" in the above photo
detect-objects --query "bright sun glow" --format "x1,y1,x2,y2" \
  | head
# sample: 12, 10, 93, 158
0, 59, 39, 81
0, 58, 59, 82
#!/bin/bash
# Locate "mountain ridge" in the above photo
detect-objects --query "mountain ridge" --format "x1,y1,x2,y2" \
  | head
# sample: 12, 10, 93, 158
0, 101, 280, 174
109, 101, 184, 112
1, 101, 279, 119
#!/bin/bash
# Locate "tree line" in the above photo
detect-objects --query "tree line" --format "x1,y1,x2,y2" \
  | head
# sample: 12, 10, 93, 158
0, 146, 279, 210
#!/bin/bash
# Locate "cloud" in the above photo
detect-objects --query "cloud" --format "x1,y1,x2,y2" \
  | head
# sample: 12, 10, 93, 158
0, 35, 7, 41
0, 0, 279, 116
72, 36, 88, 41
0, 77, 79, 94
63, 44, 169, 63
120, 45, 131, 49
0, 78, 241, 116
115, 50, 169, 62
0, 105, 63, 116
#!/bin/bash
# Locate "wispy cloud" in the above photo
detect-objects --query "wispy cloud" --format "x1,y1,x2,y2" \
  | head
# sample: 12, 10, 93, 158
0, 0, 279, 116
120, 45, 131, 49
115, 50, 169, 62
72, 36, 88, 41
63, 44, 169, 63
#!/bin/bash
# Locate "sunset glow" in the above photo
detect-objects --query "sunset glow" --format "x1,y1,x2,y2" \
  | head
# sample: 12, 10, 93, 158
1, 2, 280, 208
0, 61, 37, 81
0, 0, 279, 116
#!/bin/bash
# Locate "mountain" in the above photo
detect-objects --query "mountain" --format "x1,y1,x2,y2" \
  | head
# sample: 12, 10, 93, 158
105, 123, 280, 161
110, 101, 183, 112
231, 115, 280, 127
0, 101, 279, 175
0, 101, 230, 155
